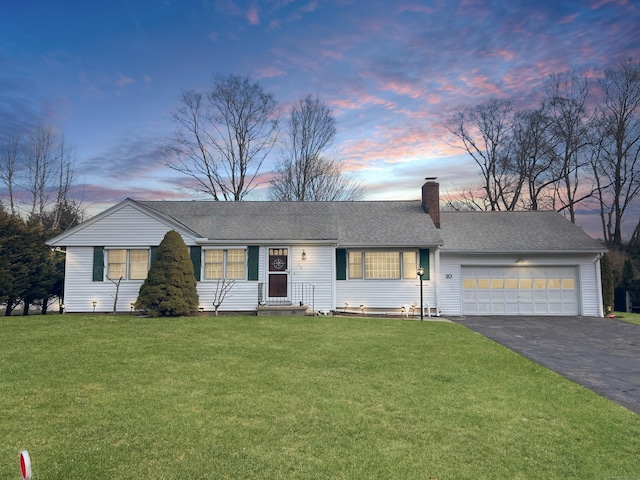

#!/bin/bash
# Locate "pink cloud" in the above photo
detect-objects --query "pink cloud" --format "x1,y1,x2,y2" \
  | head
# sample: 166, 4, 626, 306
560, 13, 579, 24
338, 122, 459, 171
301, 1, 319, 13
458, 71, 503, 97
321, 50, 343, 60
397, 2, 434, 14
246, 7, 260, 25
255, 66, 286, 78
116, 75, 135, 87
378, 80, 423, 99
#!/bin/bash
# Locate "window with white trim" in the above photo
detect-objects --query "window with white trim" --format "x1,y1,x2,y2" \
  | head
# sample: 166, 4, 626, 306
106, 249, 149, 280
204, 249, 246, 280
348, 251, 418, 280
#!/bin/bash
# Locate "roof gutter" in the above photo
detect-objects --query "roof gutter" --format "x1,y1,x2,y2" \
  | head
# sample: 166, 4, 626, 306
195, 238, 339, 245
441, 248, 607, 255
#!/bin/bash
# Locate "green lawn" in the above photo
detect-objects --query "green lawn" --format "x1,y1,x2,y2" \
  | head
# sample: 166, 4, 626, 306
1, 315, 638, 479
615, 311, 640, 325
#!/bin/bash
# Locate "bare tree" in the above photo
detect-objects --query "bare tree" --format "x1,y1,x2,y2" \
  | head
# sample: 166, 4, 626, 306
166, 74, 279, 201
591, 60, 640, 247
107, 276, 123, 314
510, 107, 557, 210
543, 71, 594, 223
212, 279, 235, 316
0, 132, 23, 216
1, 127, 79, 227
446, 98, 518, 210
22, 126, 77, 227
440, 184, 492, 211
269, 95, 362, 201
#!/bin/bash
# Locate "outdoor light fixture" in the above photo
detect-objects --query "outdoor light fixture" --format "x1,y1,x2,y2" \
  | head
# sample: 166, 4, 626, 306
92, 301, 97, 314
301, 250, 307, 261
417, 266, 425, 321
130, 303, 135, 315
199, 306, 204, 313
516, 258, 525, 264
360, 304, 365, 315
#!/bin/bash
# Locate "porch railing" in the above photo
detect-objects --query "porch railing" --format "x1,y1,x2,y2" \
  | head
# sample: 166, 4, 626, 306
258, 282, 315, 311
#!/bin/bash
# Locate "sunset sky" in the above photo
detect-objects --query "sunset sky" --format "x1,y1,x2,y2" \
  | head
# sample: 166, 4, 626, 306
2, 0, 640, 235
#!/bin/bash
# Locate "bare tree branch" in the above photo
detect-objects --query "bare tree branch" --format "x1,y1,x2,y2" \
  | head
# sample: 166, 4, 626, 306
165, 75, 279, 201
269, 95, 364, 201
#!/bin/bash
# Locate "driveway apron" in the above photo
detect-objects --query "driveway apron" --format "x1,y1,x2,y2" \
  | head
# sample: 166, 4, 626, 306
453, 316, 640, 415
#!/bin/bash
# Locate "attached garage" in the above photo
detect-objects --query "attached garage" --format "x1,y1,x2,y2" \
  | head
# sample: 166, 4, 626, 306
461, 266, 579, 316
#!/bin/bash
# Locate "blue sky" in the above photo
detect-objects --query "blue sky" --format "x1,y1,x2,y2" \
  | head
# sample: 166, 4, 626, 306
2, 0, 639, 234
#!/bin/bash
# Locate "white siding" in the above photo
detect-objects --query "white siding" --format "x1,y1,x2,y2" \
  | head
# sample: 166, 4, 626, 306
59, 204, 201, 313
579, 261, 603, 317
63, 247, 146, 313
439, 256, 462, 316
197, 282, 260, 312
198, 245, 335, 313
288, 245, 334, 312
335, 250, 436, 313
57, 204, 192, 247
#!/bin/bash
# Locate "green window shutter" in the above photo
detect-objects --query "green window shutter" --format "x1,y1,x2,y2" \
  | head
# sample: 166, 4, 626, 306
190, 246, 202, 281
93, 246, 104, 282
247, 246, 259, 281
419, 249, 430, 280
150, 246, 158, 264
336, 248, 347, 281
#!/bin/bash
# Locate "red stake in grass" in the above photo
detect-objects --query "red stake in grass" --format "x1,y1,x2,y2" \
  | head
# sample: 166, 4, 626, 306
20, 451, 32, 480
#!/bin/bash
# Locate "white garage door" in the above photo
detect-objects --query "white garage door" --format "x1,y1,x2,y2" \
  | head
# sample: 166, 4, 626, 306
461, 266, 578, 316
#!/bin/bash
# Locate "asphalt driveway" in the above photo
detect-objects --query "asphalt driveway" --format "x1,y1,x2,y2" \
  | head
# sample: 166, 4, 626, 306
452, 316, 640, 415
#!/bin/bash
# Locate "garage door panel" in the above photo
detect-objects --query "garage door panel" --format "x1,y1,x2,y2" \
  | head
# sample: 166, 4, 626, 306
533, 291, 549, 301
547, 291, 562, 301
462, 266, 578, 316
490, 291, 505, 302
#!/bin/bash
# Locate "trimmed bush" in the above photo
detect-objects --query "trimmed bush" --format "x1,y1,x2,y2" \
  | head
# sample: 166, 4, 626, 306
600, 253, 614, 314
135, 230, 199, 316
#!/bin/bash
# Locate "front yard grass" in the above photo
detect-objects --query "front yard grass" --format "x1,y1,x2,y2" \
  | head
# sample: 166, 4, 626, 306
1, 315, 638, 479
615, 311, 640, 325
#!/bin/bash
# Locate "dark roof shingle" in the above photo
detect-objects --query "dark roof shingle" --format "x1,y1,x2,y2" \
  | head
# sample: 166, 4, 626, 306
137, 200, 443, 246
439, 211, 605, 252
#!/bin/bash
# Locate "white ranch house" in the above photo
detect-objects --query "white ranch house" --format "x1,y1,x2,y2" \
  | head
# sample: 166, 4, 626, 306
48, 179, 607, 317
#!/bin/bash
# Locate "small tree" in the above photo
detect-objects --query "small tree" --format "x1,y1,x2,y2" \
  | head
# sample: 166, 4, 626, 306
600, 253, 614, 315
135, 230, 199, 316
107, 276, 123, 314
212, 279, 235, 316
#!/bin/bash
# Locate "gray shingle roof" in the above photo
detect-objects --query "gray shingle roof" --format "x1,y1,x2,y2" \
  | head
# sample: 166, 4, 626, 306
137, 200, 443, 246
439, 211, 605, 252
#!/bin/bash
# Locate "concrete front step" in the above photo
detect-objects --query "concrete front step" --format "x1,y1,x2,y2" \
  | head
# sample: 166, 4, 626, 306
256, 305, 311, 316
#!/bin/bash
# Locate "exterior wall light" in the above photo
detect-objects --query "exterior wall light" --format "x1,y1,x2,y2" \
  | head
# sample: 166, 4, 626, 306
302, 250, 307, 261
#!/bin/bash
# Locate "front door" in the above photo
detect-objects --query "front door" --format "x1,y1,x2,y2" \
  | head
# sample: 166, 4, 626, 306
268, 248, 289, 299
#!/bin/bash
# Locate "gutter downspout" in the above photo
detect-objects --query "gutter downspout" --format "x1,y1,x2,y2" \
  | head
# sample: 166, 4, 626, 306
434, 247, 441, 316
595, 252, 604, 317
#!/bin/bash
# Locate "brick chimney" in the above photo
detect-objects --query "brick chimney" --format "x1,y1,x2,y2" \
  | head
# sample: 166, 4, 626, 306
421, 177, 440, 228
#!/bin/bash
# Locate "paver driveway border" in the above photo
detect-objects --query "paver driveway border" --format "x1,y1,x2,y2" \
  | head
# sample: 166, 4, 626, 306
451, 316, 640, 415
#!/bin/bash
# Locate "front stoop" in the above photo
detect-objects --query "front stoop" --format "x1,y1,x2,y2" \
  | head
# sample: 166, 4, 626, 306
256, 305, 310, 316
